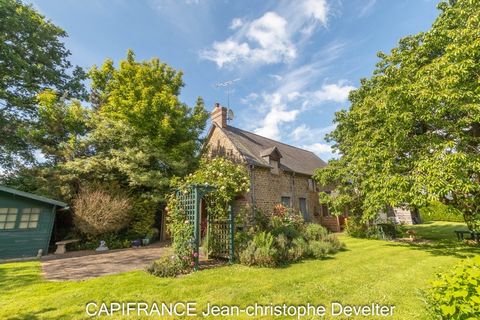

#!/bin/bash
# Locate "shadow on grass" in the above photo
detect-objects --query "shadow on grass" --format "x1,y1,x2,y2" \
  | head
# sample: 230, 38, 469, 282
0, 264, 40, 292
408, 221, 468, 241
388, 239, 480, 259
386, 221, 480, 258
6, 308, 56, 320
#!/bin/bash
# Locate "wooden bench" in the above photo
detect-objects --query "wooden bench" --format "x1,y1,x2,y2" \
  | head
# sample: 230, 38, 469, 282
55, 239, 80, 254
454, 230, 480, 243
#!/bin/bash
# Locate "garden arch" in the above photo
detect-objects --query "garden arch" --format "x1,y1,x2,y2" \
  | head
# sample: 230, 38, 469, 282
175, 184, 235, 270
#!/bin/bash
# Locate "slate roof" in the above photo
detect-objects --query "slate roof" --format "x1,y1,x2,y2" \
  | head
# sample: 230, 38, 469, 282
219, 125, 327, 176
0, 185, 67, 207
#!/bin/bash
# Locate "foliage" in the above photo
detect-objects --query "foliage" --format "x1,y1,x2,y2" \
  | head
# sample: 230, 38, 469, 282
147, 256, 192, 278
0, 0, 86, 170
72, 186, 132, 238
304, 223, 329, 242
60, 50, 209, 202
424, 256, 480, 319
345, 217, 401, 240
165, 194, 194, 262
72, 232, 131, 251
344, 216, 369, 238
421, 201, 465, 223
308, 241, 333, 259
314, 0, 480, 231
288, 237, 310, 261
176, 157, 250, 219
28, 90, 90, 165
238, 207, 344, 267
128, 198, 157, 239
239, 232, 278, 267
163, 157, 249, 267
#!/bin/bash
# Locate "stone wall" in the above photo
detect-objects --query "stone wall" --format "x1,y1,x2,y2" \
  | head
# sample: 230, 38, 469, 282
243, 166, 321, 221
205, 126, 244, 162
206, 125, 324, 224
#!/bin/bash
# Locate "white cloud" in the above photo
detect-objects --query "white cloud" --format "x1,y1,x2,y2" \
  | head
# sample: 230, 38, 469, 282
253, 93, 299, 140
302, 143, 333, 155
303, 0, 328, 25
313, 82, 355, 103
201, 0, 329, 68
290, 124, 336, 142
203, 40, 250, 68
202, 12, 295, 67
230, 18, 243, 30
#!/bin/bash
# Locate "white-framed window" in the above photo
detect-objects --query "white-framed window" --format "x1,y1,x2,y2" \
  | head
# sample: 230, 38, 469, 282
19, 208, 40, 229
0, 208, 18, 230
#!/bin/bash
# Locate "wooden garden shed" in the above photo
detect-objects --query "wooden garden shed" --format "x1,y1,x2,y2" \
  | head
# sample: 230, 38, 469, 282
0, 185, 67, 260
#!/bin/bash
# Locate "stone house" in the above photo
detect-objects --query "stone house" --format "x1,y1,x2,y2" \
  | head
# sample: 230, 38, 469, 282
204, 103, 345, 232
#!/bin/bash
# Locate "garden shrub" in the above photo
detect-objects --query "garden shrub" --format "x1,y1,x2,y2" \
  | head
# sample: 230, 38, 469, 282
424, 256, 480, 319
147, 256, 192, 278
345, 216, 401, 240
72, 186, 132, 237
73, 232, 132, 250
288, 237, 309, 261
377, 223, 397, 239
270, 219, 302, 240
238, 207, 344, 267
304, 223, 329, 241
324, 233, 346, 252
240, 231, 278, 267
308, 240, 333, 259
345, 216, 369, 238
275, 233, 289, 261
128, 198, 156, 239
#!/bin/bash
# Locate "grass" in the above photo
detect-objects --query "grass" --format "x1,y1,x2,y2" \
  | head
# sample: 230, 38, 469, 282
1, 221, 479, 320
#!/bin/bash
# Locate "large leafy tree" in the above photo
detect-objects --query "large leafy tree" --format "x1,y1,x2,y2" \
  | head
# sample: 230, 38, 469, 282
61, 51, 209, 201
0, 0, 85, 170
315, 0, 480, 230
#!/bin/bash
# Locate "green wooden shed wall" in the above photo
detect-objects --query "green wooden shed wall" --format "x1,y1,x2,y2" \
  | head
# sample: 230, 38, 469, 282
0, 186, 67, 260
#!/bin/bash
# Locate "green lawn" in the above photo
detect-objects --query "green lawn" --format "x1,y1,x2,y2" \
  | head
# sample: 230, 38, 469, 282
1, 221, 478, 320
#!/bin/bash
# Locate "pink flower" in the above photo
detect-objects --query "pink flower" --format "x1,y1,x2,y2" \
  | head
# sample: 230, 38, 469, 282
190, 262, 195, 267
193, 252, 198, 258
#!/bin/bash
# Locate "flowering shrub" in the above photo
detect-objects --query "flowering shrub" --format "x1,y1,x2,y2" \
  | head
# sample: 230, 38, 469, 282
149, 158, 249, 277
239, 207, 345, 267
180, 158, 250, 219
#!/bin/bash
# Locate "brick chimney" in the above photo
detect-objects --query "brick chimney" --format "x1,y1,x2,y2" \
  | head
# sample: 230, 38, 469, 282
211, 102, 228, 128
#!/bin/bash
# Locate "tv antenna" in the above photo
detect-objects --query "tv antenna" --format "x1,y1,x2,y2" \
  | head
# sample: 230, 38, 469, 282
214, 78, 240, 110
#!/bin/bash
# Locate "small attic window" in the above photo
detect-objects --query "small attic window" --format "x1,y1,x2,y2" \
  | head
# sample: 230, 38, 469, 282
260, 146, 282, 174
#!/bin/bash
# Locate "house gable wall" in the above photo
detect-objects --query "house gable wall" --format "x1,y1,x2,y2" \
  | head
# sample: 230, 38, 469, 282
205, 126, 322, 222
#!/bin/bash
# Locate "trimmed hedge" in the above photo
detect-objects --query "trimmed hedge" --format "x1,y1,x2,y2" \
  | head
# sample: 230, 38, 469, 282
421, 202, 464, 223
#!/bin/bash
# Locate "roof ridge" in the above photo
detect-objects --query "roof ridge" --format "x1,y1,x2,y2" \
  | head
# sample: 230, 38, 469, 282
226, 125, 323, 157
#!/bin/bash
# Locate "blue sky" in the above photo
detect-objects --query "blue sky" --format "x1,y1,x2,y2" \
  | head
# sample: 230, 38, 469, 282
30, 0, 440, 160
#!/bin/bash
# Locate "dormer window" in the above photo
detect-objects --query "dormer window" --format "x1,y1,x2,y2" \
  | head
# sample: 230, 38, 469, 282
260, 146, 282, 174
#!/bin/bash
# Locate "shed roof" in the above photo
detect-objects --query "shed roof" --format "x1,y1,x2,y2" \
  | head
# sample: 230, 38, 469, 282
218, 125, 327, 176
0, 185, 67, 207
